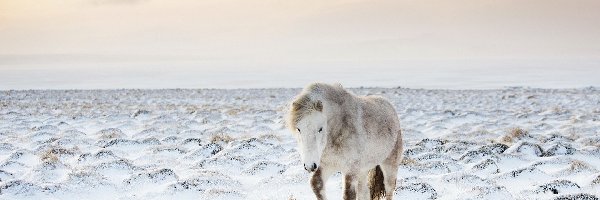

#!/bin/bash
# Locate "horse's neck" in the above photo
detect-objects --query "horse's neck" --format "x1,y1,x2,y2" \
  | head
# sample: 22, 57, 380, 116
321, 88, 357, 122
324, 98, 356, 123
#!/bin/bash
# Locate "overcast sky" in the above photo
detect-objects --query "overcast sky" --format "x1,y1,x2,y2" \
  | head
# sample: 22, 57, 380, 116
1, 0, 599, 89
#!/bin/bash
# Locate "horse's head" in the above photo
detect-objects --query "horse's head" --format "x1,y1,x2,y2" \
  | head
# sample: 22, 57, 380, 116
288, 96, 328, 172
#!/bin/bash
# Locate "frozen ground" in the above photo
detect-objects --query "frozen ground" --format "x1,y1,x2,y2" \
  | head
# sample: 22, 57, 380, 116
0, 87, 599, 200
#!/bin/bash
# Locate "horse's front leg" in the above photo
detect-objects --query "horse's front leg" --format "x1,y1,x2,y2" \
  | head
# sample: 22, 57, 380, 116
311, 167, 334, 200
344, 173, 357, 200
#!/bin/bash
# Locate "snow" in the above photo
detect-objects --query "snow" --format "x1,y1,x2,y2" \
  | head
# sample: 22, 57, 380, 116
0, 87, 599, 199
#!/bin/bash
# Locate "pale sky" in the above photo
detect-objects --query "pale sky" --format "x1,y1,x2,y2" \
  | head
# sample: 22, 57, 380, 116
1, 0, 599, 89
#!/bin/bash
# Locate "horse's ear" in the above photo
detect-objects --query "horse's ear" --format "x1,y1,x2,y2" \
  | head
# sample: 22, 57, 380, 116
314, 100, 323, 112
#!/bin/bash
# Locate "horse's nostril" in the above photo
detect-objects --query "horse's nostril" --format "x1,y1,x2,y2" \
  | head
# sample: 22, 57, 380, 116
312, 163, 317, 170
304, 164, 308, 171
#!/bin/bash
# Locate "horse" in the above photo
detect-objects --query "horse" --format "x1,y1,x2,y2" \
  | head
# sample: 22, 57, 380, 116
286, 83, 403, 200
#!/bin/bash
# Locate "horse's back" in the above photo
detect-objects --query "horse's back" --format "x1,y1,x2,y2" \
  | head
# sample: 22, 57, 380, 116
360, 95, 399, 121
358, 95, 401, 137
361, 95, 396, 112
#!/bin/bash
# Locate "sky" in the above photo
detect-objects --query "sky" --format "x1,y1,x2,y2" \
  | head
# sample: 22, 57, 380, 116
1, 0, 599, 89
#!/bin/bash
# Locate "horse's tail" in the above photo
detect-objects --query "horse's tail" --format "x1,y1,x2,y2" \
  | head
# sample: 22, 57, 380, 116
368, 165, 385, 199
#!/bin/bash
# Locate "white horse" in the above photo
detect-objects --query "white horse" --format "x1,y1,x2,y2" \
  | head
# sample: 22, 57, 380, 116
287, 83, 403, 200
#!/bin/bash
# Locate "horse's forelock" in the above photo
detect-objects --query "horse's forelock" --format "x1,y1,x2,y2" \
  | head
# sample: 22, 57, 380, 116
288, 93, 322, 129
288, 82, 343, 130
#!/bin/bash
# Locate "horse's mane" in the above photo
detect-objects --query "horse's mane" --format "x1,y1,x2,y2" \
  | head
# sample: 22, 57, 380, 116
287, 83, 348, 130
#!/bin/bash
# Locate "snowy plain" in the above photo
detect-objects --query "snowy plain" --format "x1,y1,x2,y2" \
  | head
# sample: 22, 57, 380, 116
0, 87, 599, 199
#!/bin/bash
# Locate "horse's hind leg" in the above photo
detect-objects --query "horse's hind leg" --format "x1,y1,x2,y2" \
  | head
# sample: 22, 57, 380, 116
380, 163, 399, 200
356, 170, 371, 200
380, 131, 403, 199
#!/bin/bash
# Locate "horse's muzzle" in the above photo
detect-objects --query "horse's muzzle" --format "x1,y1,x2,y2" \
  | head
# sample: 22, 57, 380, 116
304, 163, 317, 172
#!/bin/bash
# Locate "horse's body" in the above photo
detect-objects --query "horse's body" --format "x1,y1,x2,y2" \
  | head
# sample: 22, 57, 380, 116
287, 83, 403, 200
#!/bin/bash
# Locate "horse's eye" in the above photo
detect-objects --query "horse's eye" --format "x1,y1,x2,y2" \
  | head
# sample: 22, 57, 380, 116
296, 128, 301, 133
318, 127, 323, 133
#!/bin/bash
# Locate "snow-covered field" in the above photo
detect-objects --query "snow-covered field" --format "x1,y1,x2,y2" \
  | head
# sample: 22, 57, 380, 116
1, 87, 599, 200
